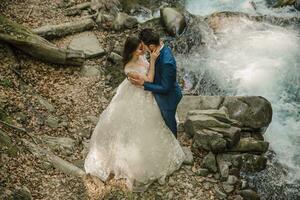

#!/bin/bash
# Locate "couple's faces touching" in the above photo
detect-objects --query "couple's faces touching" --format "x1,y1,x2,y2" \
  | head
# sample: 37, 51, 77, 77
133, 42, 157, 57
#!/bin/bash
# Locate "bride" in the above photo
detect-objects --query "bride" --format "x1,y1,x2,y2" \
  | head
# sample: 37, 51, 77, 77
84, 36, 186, 192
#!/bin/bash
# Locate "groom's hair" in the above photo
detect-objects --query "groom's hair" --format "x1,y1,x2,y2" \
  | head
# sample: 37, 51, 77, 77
139, 28, 160, 46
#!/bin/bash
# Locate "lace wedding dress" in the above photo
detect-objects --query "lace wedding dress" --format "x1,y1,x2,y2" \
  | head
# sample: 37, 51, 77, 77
84, 62, 186, 192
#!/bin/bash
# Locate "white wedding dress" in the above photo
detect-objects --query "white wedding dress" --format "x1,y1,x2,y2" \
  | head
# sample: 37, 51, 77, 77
84, 61, 186, 192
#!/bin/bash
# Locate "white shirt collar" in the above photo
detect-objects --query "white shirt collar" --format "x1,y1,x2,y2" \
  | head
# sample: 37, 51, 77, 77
159, 43, 164, 51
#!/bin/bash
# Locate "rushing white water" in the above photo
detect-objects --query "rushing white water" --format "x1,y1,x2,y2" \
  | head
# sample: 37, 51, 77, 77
180, 0, 300, 182
186, 0, 299, 17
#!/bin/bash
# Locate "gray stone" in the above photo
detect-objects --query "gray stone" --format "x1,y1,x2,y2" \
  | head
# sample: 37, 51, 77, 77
201, 152, 218, 173
227, 175, 239, 185
222, 96, 272, 129
37, 96, 55, 112
194, 129, 227, 152
108, 52, 123, 64
177, 96, 223, 123
240, 153, 267, 172
45, 115, 60, 128
160, 7, 186, 36
296, 0, 300, 10
14, 112, 28, 123
42, 135, 76, 154
233, 195, 244, 200
196, 168, 210, 176
203, 182, 211, 190
229, 138, 269, 153
216, 154, 230, 181
222, 183, 235, 194
167, 191, 174, 199
113, 12, 138, 30
0, 129, 12, 147
69, 32, 105, 58
178, 95, 272, 130
86, 115, 99, 125
182, 146, 194, 165
215, 186, 227, 199
241, 179, 248, 189
81, 65, 100, 77
12, 186, 32, 200
238, 189, 260, 200
207, 126, 241, 148
185, 113, 231, 134
168, 177, 176, 186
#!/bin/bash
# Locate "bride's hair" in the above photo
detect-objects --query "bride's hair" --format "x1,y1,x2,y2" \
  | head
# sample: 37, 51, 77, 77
123, 36, 141, 67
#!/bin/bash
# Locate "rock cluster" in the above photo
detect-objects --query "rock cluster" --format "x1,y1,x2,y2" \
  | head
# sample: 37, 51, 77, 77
178, 95, 273, 198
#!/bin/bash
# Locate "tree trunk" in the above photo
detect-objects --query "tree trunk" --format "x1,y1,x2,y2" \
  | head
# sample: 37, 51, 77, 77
0, 15, 85, 66
22, 139, 86, 178
33, 18, 95, 39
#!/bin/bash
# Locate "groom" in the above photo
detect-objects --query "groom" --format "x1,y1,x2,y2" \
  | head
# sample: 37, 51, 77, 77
128, 28, 182, 138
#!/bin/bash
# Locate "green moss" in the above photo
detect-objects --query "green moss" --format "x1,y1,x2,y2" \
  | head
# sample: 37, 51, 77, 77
0, 79, 13, 87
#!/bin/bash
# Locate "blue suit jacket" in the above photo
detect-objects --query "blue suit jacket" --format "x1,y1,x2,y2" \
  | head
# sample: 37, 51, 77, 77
143, 45, 182, 111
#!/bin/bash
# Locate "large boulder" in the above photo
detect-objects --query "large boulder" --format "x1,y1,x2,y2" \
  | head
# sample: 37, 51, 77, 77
222, 96, 273, 130
113, 12, 138, 30
201, 151, 218, 173
228, 138, 269, 154
178, 96, 273, 131
273, 0, 295, 7
160, 7, 186, 36
194, 129, 227, 153
295, 0, 300, 10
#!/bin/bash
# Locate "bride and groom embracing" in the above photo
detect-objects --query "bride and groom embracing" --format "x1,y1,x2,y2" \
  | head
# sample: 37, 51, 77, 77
84, 28, 187, 192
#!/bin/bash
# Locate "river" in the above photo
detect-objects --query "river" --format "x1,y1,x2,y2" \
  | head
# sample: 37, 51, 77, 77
179, 0, 300, 199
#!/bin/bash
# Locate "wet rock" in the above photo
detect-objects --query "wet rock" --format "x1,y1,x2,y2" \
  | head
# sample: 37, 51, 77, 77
227, 175, 238, 185
160, 7, 186, 36
201, 152, 218, 173
222, 96, 272, 130
182, 146, 194, 165
69, 32, 105, 58
194, 129, 227, 152
240, 153, 267, 172
229, 138, 269, 154
238, 189, 260, 200
296, 0, 300, 10
241, 179, 248, 189
273, 0, 295, 8
222, 183, 235, 194
216, 154, 230, 181
113, 12, 138, 30
179, 95, 273, 130
215, 185, 227, 199
209, 126, 241, 148
81, 65, 101, 77
196, 168, 210, 176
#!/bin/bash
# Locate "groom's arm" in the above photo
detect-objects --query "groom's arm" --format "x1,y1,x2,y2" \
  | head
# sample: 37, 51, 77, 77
143, 63, 176, 94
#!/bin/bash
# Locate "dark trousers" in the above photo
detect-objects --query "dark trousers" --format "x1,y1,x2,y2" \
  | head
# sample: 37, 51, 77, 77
160, 109, 177, 138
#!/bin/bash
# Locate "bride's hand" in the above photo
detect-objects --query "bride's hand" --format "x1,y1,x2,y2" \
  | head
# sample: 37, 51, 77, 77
150, 48, 160, 62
